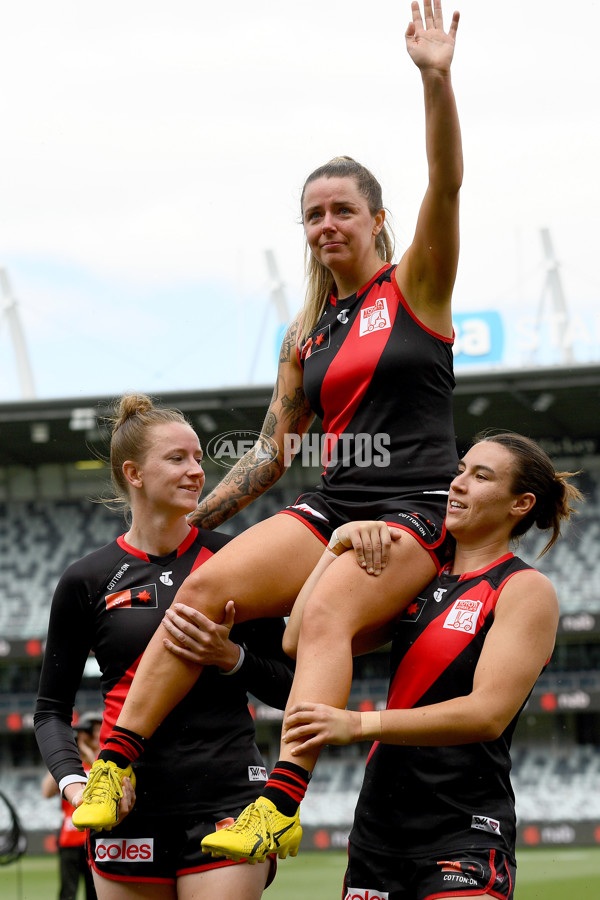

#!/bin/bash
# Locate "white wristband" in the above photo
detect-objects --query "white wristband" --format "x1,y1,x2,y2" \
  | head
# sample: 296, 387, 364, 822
59, 773, 88, 797
220, 644, 245, 676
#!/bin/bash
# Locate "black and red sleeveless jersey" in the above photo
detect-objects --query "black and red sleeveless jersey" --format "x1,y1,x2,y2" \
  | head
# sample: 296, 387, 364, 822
350, 553, 537, 859
35, 527, 294, 816
300, 264, 458, 497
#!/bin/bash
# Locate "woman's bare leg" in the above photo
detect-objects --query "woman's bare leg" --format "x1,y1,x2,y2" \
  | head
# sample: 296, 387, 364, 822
177, 860, 269, 900
118, 515, 323, 738
280, 533, 437, 773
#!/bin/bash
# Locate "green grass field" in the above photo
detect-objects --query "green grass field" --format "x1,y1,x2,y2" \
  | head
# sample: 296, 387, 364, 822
2, 849, 600, 899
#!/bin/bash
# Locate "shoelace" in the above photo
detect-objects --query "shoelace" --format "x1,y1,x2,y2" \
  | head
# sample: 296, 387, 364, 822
84, 765, 124, 803
227, 803, 273, 843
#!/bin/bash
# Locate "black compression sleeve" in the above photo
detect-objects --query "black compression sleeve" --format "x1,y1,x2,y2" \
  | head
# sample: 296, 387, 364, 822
231, 618, 294, 710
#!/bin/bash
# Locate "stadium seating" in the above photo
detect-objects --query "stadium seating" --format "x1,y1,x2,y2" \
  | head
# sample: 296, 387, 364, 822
0, 470, 597, 638
3, 743, 600, 833
0, 489, 289, 639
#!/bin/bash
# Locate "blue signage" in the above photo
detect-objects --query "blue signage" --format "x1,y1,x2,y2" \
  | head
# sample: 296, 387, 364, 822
453, 311, 504, 365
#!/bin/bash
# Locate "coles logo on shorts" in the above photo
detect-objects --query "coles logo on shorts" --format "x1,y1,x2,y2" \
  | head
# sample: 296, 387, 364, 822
344, 889, 389, 900
94, 838, 154, 863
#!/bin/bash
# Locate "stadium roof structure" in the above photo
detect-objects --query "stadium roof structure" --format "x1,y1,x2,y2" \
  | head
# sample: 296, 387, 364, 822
1, 363, 600, 470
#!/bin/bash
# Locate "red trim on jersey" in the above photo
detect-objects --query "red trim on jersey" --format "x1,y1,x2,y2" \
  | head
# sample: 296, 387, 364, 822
386, 578, 493, 712
329, 264, 392, 309
391, 275, 455, 344
100, 658, 142, 746
319, 282, 399, 464
100, 535, 215, 747
88, 862, 174, 885
117, 526, 199, 561
381, 519, 447, 572
454, 552, 515, 581
177, 525, 199, 556
190, 544, 216, 571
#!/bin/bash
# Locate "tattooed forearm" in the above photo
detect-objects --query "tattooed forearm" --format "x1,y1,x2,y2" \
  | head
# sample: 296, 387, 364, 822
279, 320, 299, 364
280, 387, 313, 436
190, 448, 285, 529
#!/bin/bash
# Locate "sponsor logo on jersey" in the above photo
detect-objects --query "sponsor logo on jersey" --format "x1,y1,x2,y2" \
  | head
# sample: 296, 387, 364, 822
433, 587, 448, 603
401, 596, 427, 622
106, 563, 130, 591
443, 598, 483, 634
248, 765, 268, 781
344, 889, 389, 900
159, 571, 173, 586
471, 815, 501, 834
359, 297, 391, 336
337, 308, 350, 324
301, 324, 331, 360
94, 837, 154, 862
105, 583, 158, 610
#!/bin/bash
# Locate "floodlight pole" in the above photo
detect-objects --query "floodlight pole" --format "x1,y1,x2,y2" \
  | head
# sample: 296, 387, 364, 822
0, 268, 36, 399
248, 250, 291, 384
533, 228, 573, 365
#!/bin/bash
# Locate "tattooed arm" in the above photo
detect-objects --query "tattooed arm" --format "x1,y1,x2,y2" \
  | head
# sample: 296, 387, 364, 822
191, 318, 314, 530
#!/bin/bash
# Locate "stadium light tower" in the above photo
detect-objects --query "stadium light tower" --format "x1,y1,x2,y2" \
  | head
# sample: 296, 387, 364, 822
1, 268, 36, 399
248, 249, 291, 383
530, 228, 574, 366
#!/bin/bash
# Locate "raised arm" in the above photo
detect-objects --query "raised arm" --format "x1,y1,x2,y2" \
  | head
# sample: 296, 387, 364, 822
395, 0, 462, 334
283, 570, 559, 751
191, 317, 314, 530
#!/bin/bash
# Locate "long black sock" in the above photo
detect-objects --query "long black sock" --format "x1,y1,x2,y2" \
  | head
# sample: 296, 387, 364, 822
98, 725, 146, 769
261, 761, 311, 816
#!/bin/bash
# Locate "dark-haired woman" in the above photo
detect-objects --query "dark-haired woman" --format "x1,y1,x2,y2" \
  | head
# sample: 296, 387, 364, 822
282, 433, 582, 899
73, 0, 463, 860
34, 394, 294, 899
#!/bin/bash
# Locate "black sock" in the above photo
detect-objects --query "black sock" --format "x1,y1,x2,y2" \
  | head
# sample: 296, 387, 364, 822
98, 725, 146, 769
261, 761, 311, 816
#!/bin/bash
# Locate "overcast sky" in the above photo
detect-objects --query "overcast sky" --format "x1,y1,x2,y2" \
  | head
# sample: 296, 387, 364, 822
0, 0, 598, 401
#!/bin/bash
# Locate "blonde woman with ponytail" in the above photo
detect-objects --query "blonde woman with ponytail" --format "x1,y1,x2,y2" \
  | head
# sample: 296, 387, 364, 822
73, 0, 465, 864
35, 394, 293, 899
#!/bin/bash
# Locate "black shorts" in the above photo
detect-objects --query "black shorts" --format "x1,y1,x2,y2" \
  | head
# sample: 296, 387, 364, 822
87, 805, 277, 887
279, 488, 453, 572
344, 845, 516, 900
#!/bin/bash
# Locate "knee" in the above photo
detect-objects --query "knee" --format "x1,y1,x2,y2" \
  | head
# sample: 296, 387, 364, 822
299, 590, 350, 644
173, 566, 233, 620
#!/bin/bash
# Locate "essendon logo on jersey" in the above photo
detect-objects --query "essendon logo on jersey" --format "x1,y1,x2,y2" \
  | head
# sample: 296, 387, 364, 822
105, 584, 158, 610
301, 324, 330, 360
471, 815, 501, 834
